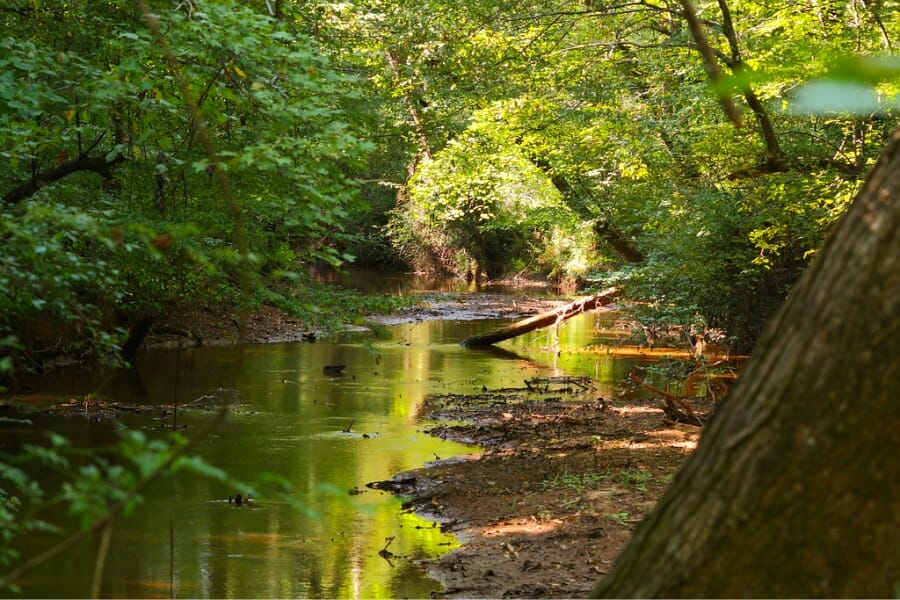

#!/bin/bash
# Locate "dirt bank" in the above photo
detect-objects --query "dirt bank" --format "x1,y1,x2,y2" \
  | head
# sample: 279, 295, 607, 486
372, 380, 708, 598
145, 290, 570, 348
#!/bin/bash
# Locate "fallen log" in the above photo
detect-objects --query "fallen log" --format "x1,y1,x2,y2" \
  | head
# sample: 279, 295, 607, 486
460, 287, 620, 347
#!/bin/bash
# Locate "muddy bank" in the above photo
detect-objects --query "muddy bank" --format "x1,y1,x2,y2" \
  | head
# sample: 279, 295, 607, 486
145, 291, 570, 349
145, 305, 316, 348
367, 292, 569, 326
374, 382, 711, 598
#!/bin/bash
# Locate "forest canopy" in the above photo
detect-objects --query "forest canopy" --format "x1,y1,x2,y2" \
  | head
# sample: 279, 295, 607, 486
2, 0, 899, 381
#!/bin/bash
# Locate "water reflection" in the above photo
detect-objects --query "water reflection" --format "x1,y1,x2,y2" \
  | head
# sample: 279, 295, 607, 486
6, 294, 642, 598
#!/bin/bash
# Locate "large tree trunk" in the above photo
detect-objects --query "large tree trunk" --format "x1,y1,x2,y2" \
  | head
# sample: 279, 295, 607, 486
593, 129, 900, 597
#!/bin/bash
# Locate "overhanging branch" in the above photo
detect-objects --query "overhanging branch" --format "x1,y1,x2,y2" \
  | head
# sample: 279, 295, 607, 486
3, 143, 124, 206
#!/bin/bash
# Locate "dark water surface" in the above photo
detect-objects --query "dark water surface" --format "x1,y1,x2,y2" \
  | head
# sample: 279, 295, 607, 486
4, 278, 640, 598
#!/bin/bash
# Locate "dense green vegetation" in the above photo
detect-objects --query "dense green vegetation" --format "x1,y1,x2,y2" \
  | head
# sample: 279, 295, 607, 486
2, 0, 898, 377
2, 2, 899, 594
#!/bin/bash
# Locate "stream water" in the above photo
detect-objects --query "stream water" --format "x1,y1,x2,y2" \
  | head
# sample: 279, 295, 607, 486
3, 276, 643, 598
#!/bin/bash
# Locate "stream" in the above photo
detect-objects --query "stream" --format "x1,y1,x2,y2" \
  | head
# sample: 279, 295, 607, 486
3, 275, 643, 598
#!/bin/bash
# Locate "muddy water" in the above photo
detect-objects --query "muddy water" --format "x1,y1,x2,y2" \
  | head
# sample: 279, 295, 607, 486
4, 284, 642, 598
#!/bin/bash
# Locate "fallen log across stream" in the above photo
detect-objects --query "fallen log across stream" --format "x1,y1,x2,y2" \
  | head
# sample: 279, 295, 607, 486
460, 287, 620, 347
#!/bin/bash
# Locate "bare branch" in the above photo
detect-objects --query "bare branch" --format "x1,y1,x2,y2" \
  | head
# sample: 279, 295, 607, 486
677, 0, 744, 128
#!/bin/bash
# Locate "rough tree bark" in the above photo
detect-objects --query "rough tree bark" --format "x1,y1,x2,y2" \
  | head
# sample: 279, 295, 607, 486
593, 129, 900, 597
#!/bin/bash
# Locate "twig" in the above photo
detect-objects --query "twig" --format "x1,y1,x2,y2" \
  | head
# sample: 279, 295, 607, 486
90, 522, 113, 598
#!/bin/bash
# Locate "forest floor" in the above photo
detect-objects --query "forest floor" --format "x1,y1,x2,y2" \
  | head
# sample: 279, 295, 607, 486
146, 288, 711, 599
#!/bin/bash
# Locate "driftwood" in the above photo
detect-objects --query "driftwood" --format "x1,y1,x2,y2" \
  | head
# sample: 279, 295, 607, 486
460, 287, 619, 347
629, 371, 704, 426
525, 376, 596, 392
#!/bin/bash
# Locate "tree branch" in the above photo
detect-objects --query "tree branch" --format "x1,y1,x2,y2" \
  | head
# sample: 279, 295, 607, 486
0, 409, 227, 590
714, 0, 786, 171
677, 0, 744, 129
527, 157, 645, 263
385, 48, 433, 176
2, 146, 125, 206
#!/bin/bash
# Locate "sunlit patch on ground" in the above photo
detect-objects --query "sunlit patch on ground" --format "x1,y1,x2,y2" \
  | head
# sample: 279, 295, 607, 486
611, 404, 661, 415
477, 517, 565, 538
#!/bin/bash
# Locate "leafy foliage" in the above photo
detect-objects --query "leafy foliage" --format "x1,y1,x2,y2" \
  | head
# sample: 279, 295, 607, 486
0, 412, 298, 592
361, 0, 897, 348
3, 0, 900, 592
0, 1, 376, 380
393, 103, 584, 278
4, 0, 891, 361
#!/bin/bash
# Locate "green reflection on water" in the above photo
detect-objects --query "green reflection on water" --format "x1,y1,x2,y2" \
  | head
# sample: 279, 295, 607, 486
9, 312, 636, 598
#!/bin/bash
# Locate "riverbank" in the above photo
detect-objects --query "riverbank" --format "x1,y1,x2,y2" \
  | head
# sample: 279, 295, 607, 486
145, 287, 570, 348
4, 281, 723, 598
146, 287, 707, 598
380, 381, 707, 598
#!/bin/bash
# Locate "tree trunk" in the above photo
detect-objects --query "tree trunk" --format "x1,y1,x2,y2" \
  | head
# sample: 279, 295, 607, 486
592, 129, 900, 597
121, 315, 154, 364
385, 48, 432, 178
528, 158, 645, 263
460, 288, 619, 347
592, 218, 645, 263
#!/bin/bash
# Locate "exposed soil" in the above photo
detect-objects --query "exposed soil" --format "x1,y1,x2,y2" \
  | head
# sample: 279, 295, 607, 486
145, 289, 709, 598
367, 292, 570, 326
145, 304, 315, 347
372, 380, 708, 598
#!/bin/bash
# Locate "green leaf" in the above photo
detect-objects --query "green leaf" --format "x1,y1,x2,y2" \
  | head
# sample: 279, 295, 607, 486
171, 456, 229, 482
790, 80, 889, 115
